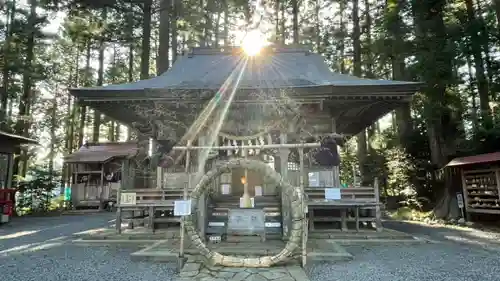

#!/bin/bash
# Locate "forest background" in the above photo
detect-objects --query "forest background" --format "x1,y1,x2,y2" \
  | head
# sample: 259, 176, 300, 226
1, 0, 499, 219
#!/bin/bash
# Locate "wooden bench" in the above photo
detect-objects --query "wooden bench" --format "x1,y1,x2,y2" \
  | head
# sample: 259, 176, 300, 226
115, 188, 188, 233
305, 180, 382, 232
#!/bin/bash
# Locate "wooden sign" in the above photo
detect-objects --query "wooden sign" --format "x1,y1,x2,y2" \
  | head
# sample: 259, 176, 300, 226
120, 192, 136, 205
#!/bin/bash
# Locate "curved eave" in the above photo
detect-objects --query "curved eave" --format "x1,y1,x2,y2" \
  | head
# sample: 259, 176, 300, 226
70, 82, 423, 103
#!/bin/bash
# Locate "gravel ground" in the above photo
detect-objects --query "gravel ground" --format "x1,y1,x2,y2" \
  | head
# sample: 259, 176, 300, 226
0, 213, 176, 281
308, 222, 500, 281
2, 215, 500, 281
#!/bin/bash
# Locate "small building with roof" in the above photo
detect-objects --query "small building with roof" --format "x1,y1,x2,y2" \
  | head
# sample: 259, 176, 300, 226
64, 142, 138, 209
0, 130, 38, 189
446, 152, 500, 219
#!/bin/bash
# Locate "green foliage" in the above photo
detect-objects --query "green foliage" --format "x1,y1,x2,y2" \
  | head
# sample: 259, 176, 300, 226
15, 168, 60, 215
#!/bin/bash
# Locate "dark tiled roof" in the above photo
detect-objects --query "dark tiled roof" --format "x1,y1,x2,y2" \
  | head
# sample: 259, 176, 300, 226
0, 131, 38, 144
64, 142, 138, 163
446, 152, 500, 167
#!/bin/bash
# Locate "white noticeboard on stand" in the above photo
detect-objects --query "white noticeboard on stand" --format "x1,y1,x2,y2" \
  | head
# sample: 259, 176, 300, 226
325, 188, 341, 200
221, 184, 231, 195
174, 200, 192, 216
254, 186, 263, 196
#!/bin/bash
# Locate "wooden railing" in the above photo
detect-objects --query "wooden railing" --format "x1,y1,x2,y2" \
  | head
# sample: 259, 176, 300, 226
115, 188, 188, 233
305, 178, 382, 232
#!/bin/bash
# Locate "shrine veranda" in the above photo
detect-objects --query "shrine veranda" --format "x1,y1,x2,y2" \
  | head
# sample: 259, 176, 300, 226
69, 46, 422, 269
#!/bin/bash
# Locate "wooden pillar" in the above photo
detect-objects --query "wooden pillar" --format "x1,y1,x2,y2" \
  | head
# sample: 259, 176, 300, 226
460, 169, 471, 221
299, 146, 307, 268
99, 164, 105, 211
179, 140, 191, 270
6, 154, 14, 189
197, 136, 206, 239
331, 118, 340, 188
374, 177, 383, 232
156, 166, 164, 189
495, 169, 500, 201
116, 159, 129, 234
279, 133, 290, 238
279, 133, 289, 180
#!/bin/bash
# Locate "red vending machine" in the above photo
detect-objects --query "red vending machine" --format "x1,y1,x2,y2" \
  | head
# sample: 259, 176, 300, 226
0, 189, 15, 224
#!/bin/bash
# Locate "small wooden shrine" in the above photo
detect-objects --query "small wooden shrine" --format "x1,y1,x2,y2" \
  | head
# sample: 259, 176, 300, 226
0, 131, 38, 189
69, 46, 421, 267
446, 152, 500, 219
64, 142, 138, 209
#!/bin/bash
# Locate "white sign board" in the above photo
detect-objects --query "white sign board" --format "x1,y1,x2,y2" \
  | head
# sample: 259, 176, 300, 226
254, 186, 263, 196
221, 184, 231, 195
325, 188, 341, 200
120, 192, 136, 205
456, 193, 464, 209
239, 197, 255, 208
308, 172, 320, 187
174, 199, 192, 216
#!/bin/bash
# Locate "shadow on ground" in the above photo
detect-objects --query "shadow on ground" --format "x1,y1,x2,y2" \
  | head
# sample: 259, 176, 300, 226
384, 220, 500, 251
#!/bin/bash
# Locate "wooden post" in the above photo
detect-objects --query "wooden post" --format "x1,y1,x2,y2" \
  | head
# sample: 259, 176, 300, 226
197, 135, 206, 240
116, 159, 129, 234
460, 169, 471, 221
331, 118, 340, 188
374, 177, 383, 232
179, 140, 191, 270
299, 146, 307, 268
279, 133, 290, 238
495, 169, 500, 201
99, 164, 105, 211
6, 154, 13, 189
156, 166, 163, 189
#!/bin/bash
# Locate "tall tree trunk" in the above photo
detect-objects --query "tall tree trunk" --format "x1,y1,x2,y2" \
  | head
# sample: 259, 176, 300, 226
291, 0, 299, 44
0, 0, 16, 127
280, 1, 286, 44
157, 0, 170, 75
205, 0, 214, 46
108, 120, 115, 141
171, 0, 178, 63
274, 0, 280, 42
16, 0, 37, 177
386, 0, 412, 143
315, 0, 321, 51
352, 0, 368, 184
141, 0, 152, 80
493, 0, 500, 28
78, 41, 91, 147
93, 9, 107, 143
364, 0, 374, 78
466, 54, 478, 130
214, 5, 220, 48
465, 0, 490, 123
223, 0, 229, 46
339, 0, 346, 74
48, 91, 57, 178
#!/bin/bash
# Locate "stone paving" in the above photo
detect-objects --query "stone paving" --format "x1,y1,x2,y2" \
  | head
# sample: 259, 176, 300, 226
176, 255, 310, 281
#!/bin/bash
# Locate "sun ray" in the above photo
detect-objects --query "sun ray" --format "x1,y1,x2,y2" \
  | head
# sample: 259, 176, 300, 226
241, 30, 269, 56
